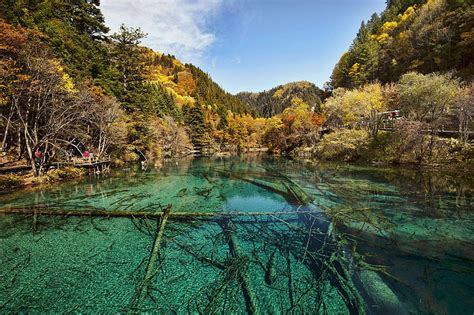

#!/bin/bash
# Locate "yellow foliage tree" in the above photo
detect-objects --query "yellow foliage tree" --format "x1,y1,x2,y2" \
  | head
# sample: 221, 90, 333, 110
399, 6, 416, 23
354, 83, 387, 138
224, 112, 260, 153
381, 21, 398, 33
263, 97, 324, 154
54, 63, 77, 93
322, 83, 387, 138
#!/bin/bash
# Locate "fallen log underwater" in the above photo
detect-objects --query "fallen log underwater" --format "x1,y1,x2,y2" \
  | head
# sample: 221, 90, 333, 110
132, 205, 172, 311
0, 168, 406, 314
217, 167, 408, 314
220, 219, 261, 315
0, 207, 316, 220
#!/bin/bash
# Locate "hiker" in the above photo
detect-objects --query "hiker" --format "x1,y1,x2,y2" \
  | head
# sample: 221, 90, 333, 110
34, 149, 43, 165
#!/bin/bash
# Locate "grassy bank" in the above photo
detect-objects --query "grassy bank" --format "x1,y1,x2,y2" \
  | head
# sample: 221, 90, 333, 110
0, 167, 86, 193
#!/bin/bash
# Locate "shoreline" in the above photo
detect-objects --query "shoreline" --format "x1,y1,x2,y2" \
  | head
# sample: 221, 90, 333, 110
1, 153, 472, 195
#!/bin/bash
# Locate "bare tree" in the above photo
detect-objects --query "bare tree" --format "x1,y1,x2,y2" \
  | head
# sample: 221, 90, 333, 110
1, 20, 124, 175
82, 89, 126, 157
7, 40, 91, 175
454, 82, 474, 144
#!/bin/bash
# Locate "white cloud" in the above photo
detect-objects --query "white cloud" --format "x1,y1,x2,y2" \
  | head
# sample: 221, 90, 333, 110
232, 56, 241, 64
101, 0, 223, 63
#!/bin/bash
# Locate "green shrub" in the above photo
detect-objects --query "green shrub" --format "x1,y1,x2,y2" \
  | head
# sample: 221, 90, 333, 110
45, 167, 85, 182
0, 175, 24, 191
431, 137, 473, 164
382, 120, 431, 165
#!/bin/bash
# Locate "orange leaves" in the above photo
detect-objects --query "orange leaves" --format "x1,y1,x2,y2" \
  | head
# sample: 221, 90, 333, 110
1, 20, 30, 88
15, 74, 31, 82
0, 19, 78, 98
310, 113, 325, 126
283, 113, 296, 127
0, 19, 28, 55
279, 97, 323, 131
223, 111, 276, 150
176, 71, 196, 96
262, 97, 325, 153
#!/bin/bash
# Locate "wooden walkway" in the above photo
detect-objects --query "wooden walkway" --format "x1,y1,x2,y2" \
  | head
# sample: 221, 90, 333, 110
52, 157, 111, 168
0, 164, 32, 173
379, 127, 474, 138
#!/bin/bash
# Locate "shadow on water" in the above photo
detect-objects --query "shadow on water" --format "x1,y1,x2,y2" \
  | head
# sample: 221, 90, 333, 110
0, 156, 473, 314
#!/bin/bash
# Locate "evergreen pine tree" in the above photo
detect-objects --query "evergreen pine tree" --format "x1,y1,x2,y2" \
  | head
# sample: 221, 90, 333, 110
183, 102, 205, 147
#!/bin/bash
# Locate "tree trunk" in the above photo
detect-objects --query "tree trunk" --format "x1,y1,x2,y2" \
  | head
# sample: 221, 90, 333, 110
370, 110, 379, 139
220, 219, 261, 315
133, 205, 172, 310
24, 127, 38, 176
459, 110, 468, 144
17, 128, 23, 160
1, 109, 14, 152
0, 207, 312, 219
38, 142, 49, 176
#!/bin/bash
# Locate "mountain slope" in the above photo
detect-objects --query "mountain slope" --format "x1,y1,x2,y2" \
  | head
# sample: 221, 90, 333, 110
0, 1, 250, 163
236, 81, 324, 117
330, 0, 474, 89
144, 50, 248, 115
0, 2, 248, 118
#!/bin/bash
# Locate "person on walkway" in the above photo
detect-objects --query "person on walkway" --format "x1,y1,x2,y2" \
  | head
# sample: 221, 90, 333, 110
34, 149, 43, 165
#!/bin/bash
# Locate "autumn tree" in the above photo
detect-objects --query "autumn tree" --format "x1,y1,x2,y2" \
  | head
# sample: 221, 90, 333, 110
225, 112, 249, 154
354, 83, 387, 138
398, 72, 459, 126
454, 82, 474, 143
0, 20, 124, 175
80, 86, 126, 157
323, 83, 391, 138
264, 97, 324, 154
390, 119, 431, 164
0, 19, 28, 152
322, 88, 366, 128
330, 0, 474, 89
397, 71, 461, 159
151, 116, 192, 159
8, 52, 88, 175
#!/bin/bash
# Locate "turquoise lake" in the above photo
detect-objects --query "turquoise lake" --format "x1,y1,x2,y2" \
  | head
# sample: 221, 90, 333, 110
0, 156, 473, 314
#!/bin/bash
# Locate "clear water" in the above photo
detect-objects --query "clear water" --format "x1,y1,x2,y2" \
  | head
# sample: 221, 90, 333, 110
0, 155, 473, 314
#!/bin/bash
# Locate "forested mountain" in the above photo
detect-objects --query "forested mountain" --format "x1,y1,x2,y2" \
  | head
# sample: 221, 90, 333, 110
237, 81, 324, 117
330, 0, 474, 89
0, 0, 249, 171
144, 52, 248, 118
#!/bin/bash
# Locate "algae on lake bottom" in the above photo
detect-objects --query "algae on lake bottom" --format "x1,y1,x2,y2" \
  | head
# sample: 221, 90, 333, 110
0, 157, 473, 314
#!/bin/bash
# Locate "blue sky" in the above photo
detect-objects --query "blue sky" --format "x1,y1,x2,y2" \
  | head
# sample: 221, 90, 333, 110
101, 0, 386, 93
